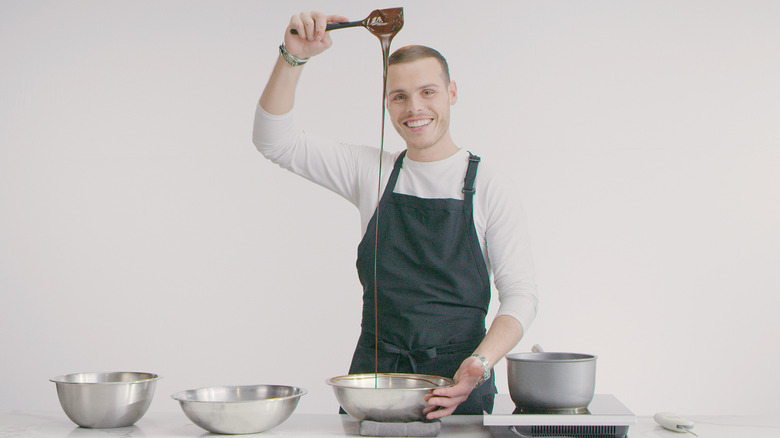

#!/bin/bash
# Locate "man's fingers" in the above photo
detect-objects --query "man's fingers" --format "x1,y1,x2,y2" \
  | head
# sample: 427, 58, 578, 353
325, 14, 350, 24
424, 395, 467, 420
431, 380, 473, 398
310, 11, 328, 39
425, 393, 469, 408
426, 407, 455, 420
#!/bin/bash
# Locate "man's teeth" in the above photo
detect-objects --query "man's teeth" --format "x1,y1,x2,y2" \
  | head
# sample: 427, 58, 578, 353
406, 119, 432, 128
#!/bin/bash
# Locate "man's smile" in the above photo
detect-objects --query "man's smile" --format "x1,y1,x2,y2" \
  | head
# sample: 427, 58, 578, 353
404, 118, 433, 129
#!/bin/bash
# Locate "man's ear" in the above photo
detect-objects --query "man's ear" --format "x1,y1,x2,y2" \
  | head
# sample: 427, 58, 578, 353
449, 80, 458, 105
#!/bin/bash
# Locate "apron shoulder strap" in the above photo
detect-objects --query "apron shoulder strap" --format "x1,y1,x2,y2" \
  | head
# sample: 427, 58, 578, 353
462, 152, 481, 202
377, 150, 406, 207
394, 150, 406, 169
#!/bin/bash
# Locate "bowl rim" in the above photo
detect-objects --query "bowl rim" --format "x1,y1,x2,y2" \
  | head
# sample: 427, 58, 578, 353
49, 371, 160, 384
170, 384, 307, 403
326, 372, 455, 389
505, 352, 598, 363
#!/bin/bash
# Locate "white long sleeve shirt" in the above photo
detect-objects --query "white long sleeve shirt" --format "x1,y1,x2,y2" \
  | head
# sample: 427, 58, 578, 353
252, 105, 538, 332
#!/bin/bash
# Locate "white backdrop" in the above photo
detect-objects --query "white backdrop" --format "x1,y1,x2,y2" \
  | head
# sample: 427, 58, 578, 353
2, 0, 779, 418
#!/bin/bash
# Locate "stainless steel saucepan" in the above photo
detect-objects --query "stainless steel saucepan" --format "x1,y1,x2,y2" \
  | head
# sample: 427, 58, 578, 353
506, 345, 597, 412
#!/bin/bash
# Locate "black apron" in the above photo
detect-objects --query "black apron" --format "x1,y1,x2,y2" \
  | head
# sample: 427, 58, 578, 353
349, 150, 497, 415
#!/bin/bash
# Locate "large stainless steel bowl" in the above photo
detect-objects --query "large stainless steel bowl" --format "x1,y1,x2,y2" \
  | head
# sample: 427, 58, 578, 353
506, 352, 597, 412
50, 371, 159, 428
171, 384, 306, 434
327, 373, 454, 422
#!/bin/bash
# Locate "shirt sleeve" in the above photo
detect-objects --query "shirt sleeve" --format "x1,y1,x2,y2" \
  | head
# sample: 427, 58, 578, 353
481, 171, 539, 333
251, 103, 363, 206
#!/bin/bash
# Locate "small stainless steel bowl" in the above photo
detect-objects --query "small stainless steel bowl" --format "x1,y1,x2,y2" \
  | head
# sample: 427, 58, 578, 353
50, 371, 159, 428
171, 384, 306, 435
506, 352, 597, 411
327, 373, 454, 422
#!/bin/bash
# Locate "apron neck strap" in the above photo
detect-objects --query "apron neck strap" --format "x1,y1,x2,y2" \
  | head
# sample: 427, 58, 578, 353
388, 150, 481, 201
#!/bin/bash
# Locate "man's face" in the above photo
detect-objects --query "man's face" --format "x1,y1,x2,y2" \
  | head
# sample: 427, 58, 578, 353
386, 58, 457, 157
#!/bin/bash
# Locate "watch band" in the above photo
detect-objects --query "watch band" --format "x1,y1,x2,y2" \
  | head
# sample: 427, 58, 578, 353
470, 353, 491, 386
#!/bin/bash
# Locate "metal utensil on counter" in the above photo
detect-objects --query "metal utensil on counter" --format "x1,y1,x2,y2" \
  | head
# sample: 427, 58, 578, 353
328, 373, 453, 422
506, 345, 597, 412
290, 8, 404, 37
50, 371, 159, 428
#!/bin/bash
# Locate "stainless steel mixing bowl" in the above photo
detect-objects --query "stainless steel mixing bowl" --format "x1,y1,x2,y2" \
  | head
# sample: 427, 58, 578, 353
327, 373, 454, 422
50, 371, 159, 428
171, 384, 306, 434
506, 352, 597, 412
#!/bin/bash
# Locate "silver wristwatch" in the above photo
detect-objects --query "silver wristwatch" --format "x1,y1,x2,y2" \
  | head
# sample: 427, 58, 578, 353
470, 353, 491, 386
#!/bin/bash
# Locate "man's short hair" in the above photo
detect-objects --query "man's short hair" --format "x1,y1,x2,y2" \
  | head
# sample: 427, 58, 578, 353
388, 45, 451, 84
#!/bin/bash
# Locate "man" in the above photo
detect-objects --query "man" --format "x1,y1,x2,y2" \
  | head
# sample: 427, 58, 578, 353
253, 11, 538, 418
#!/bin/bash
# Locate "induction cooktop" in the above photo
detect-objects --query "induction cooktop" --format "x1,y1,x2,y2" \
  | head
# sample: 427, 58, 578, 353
483, 394, 636, 438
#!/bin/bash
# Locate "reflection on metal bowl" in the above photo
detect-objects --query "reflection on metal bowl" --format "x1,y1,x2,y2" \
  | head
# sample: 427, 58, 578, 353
171, 384, 305, 435
327, 373, 454, 422
50, 371, 159, 428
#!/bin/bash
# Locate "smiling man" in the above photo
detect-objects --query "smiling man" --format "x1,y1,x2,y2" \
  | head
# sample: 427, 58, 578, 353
253, 11, 538, 418
385, 50, 457, 162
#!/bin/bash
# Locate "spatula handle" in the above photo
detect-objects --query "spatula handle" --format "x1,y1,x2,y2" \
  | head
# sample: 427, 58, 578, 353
290, 21, 363, 34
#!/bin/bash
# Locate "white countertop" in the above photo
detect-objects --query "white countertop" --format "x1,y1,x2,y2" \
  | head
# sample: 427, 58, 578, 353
1, 410, 778, 437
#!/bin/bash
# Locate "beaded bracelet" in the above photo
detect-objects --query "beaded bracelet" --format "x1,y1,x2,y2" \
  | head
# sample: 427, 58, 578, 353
279, 43, 308, 67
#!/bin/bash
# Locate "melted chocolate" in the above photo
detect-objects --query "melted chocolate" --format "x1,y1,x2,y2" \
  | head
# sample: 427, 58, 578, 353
367, 7, 403, 385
